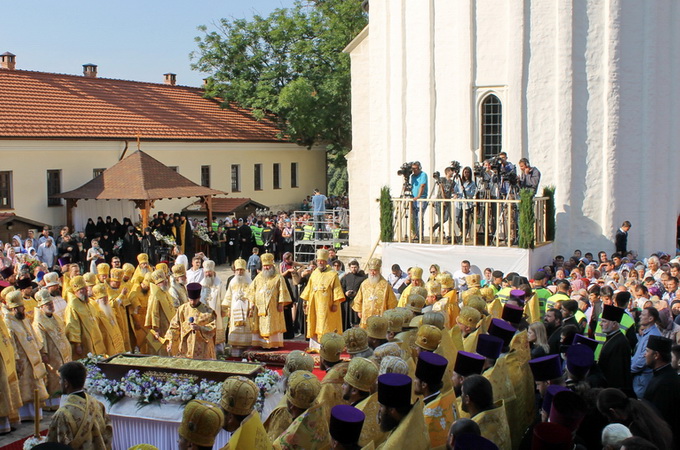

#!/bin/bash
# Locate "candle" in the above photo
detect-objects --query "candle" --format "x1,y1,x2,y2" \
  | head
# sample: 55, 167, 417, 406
34, 388, 40, 437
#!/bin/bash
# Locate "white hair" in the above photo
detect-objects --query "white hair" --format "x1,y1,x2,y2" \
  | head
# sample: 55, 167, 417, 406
601, 423, 632, 448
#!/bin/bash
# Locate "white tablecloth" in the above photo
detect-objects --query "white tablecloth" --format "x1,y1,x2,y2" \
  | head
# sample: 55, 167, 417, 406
94, 395, 231, 450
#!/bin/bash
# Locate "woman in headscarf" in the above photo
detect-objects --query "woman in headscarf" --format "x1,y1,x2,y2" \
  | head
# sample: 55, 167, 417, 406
11, 235, 25, 254
85, 218, 97, 240
95, 216, 107, 236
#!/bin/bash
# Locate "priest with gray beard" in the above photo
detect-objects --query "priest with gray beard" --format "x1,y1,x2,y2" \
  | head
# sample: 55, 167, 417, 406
201, 260, 224, 350
222, 258, 252, 357
248, 253, 292, 349
169, 263, 188, 308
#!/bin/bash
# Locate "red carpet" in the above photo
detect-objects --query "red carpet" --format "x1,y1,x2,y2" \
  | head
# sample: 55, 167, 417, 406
0, 430, 47, 450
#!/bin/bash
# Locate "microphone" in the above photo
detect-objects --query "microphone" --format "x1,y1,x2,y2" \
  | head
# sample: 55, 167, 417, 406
189, 316, 195, 333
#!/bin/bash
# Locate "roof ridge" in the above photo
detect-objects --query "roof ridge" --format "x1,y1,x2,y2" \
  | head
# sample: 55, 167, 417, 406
0, 67, 205, 91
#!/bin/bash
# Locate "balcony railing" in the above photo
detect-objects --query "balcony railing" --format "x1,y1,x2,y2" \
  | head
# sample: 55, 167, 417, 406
391, 196, 551, 247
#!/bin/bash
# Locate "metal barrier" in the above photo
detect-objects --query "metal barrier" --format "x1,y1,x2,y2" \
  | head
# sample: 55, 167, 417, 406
392, 196, 551, 247
292, 209, 349, 262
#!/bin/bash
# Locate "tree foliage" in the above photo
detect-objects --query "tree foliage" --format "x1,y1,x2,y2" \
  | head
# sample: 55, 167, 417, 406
518, 189, 536, 249
191, 0, 368, 195
380, 186, 394, 242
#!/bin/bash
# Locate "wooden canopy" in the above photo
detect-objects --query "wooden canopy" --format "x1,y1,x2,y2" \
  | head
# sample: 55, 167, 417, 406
55, 150, 225, 230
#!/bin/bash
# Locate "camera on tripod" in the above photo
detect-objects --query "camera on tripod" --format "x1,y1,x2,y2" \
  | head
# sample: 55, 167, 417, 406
448, 161, 461, 174
397, 162, 413, 179
473, 162, 485, 178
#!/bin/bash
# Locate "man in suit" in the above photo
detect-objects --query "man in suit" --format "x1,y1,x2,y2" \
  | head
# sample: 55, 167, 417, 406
615, 221, 631, 254
643, 335, 680, 447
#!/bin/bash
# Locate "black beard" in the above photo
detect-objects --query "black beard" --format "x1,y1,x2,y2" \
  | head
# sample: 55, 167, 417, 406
379, 409, 400, 433
544, 322, 557, 336
15, 311, 25, 321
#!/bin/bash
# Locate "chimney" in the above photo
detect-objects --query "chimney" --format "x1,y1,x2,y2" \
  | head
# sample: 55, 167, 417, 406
164, 73, 176, 86
1, 52, 16, 70
83, 63, 98, 78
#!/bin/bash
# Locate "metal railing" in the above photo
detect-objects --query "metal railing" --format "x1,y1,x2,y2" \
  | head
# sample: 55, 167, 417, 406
392, 196, 550, 247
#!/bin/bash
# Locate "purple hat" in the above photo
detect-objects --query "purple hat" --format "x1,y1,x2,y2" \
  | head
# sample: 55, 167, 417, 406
58, 256, 71, 266
453, 351, 485, 377
510, 289, 526, 300
488, 318, 516, 347
454, 433, 499, 450
378, 373, 412, 408
529, 354, 563, 381
532, 422, 574, 450
476, 334, 504, 360
541, 384, 569, 415
572, 334, 599, 353
566, 344, 594, 379
549, 390, 586, 432
601, 304, 625, 322
329, 405, 365, 445
186, 282, 202, 301
501, 304, 524, 325
416, 351, 448, 387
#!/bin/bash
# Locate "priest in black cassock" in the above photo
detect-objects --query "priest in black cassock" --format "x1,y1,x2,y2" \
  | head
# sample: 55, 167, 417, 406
643, 335, 680, 449
597, 304, 632, 396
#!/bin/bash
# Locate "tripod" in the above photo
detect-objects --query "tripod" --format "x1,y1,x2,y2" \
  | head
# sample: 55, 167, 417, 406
494, 180, 520, 245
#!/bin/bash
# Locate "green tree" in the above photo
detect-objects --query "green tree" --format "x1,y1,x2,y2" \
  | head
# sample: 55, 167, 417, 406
191, 0, 367, 196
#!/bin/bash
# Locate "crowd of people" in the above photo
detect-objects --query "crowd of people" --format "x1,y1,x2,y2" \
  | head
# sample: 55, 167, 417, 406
3, 212, 680, 449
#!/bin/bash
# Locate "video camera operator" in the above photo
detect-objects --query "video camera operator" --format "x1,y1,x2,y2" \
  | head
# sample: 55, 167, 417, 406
518, 158, 541, 195
410, 161, 428, 239
432, 167, 454, 237
454, 166, 477, 243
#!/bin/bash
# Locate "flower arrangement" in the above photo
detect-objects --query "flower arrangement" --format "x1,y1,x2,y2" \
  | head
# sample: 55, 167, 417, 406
152, 230, 177, 247
80, 355, 280, 413
193, 224, 213, 244
22, 436, 47, 450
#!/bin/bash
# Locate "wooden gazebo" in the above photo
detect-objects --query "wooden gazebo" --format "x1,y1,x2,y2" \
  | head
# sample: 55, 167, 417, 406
54, 150, 225, 230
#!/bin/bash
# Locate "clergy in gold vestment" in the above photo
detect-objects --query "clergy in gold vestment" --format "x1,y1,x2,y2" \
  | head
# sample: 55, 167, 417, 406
248, 253, 291, 349
47, 361, 112, 450
415, 351, 456, 449
65, 276, 106, 358
33, 290, 72, 409
343, 357, 384, 448
461, 374, 511, 450
167, 283, 216, 359
106, 268, 133, 352
0, 314, 21, 433
223, 259, 253, 357
352, 258, 397, 329
396, 267, 425, 308
300, 249, 345, 350
220, 376, 273, 450
129, 274, 151, 353
91, 285, 125, 357
16, 277, 38, 323
375, 373, 430, 450
145, 269, 177, 356
3, 291, 49, 421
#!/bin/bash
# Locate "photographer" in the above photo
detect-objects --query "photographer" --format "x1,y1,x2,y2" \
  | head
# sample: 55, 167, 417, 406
410, 161, 428, 239
432, 167, 454, 237
518, 158, 541, 195
497, 151, 517, 196
454, 166, 477, 242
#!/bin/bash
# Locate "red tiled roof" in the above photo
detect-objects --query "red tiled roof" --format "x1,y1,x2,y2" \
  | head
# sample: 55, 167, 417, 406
0, 69, 283, 141
56, 150, 225, 200
184, 197, 267, 213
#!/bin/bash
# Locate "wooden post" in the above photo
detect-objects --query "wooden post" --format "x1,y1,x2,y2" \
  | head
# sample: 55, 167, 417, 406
134, 200, 152, 230
66, 199, 76, 231
205, 195, 213, 228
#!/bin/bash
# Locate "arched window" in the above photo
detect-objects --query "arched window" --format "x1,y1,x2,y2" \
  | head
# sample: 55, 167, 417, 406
481, 94, 502, 161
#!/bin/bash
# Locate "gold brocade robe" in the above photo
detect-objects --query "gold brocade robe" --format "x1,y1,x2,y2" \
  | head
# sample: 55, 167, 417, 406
487, 298, 503, 319
145, 284, 176, 355
4, 314, 48, 404
166, 302, 216, 359
264, 397, 293, 443
47, 392, 113, 450
23, 296, 37, 323
223, 279, 253, 348
300, 267, 345, 341
352, 278, 397, 328
462, 327, 481, 353
248, 274, 291, 340
92, 301, 125, 357
129, 282, 150, 353
105, 283, 132, 351
432, 292, 460, 330
423, 390, 458, 449
435, 328, 459, 393
317, 361, 350, 420
272, 402, 330, 450
356, 393, 387, 448
483, 356, 516, 405
376, 399, 430, 450
472, 401, 512, 450
33, 309, 72, 395
169, 278, 187, 309
64, 293, 106, 357
506, 330, 534, 450
397, 284, 417, 308
0, 318, 21, 419
221, 411, 272, 450
524, 294, 541, 324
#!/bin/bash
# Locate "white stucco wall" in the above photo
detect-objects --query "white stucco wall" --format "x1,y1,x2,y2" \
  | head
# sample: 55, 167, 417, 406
0, 140, 326, 228
348, 0, 680, 258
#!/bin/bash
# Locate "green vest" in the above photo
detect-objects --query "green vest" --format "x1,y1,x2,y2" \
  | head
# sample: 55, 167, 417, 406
534, 287, 552, 316
303, 224, 314, 240
574, 310, 587, 330
546, 292, 570, 311
496, 287, 512, 304
251, 226, 264, 246
593, 309, 634, 361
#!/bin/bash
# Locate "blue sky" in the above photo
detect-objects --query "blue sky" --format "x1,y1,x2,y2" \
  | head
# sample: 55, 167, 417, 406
0, 0, 296, 87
